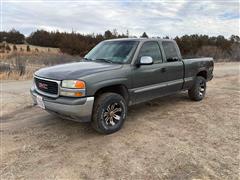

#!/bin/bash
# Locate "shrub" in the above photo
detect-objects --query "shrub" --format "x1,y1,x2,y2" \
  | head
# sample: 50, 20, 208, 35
13, 44, 17, 51
26, 45, 30, 52
0, 43, 5, 50
141, 32, 148, 38
6, 44, 11, 51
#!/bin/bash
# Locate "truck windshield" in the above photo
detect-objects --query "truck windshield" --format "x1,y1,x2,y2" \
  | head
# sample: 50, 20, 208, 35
84, 41, 139, 64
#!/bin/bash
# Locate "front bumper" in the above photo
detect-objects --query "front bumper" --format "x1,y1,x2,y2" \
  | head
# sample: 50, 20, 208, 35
30, 87, 94, 122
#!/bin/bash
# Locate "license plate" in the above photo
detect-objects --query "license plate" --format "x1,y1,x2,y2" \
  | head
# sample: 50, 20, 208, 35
36, 95, 45, 109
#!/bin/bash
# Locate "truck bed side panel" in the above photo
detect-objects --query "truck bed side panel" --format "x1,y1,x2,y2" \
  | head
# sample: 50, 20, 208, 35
183, 58, 214, 90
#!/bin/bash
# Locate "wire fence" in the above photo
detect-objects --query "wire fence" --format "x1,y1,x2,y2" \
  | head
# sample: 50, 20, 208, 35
0, 53, 81, 75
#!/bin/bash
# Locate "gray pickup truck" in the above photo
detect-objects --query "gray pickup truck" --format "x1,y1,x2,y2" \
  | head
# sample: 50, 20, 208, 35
31, 38, 213, 134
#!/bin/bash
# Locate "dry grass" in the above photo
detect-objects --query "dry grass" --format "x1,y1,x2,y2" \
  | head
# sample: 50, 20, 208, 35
0, 52, 81, 80
0, 44, 60, 59
0, 69, 36, 80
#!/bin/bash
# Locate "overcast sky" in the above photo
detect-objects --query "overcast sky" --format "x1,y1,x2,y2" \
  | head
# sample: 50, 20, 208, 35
2, 0, 240, 37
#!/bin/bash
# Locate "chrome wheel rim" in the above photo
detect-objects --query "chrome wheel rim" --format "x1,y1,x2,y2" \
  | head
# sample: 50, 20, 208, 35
198, 80, 205, 96
103, 102, 122, 126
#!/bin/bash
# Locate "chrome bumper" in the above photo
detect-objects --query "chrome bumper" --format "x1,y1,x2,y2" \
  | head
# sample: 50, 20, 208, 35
30, 87, 94, 122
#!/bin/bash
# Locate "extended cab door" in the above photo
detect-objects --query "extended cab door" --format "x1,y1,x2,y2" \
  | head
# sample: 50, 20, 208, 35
131, 41, 171, 104
160, 40, 184, 93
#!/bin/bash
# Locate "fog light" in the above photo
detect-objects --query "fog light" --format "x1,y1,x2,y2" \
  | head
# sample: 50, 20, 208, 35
74, 92, 83, 97
60, 91, 75, 97
60, 90, 84, 97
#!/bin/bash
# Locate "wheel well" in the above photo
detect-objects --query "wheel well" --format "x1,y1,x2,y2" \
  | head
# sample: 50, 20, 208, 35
94, 85, 129, 102
197, 71, 207, 79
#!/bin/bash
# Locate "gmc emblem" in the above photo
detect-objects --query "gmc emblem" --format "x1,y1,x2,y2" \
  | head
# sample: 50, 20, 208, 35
38, 82, 48, 89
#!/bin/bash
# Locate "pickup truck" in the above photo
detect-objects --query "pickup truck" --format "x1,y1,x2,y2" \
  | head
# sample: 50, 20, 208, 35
31, 38, 214, 134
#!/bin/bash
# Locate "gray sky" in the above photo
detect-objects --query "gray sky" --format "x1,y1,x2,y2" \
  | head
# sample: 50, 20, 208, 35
2, 0, 240, 37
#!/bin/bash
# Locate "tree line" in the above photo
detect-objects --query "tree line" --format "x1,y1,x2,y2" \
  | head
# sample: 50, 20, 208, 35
25, 29, 129, 56
1, 29, 239, 60
0, 29, 25, 44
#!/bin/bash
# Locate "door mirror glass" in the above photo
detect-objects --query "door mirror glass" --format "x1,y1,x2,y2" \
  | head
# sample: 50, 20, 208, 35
139, 56, 153, 65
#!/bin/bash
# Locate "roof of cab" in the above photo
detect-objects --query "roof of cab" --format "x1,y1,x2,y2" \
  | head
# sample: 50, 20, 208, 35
104, 38, 174, 42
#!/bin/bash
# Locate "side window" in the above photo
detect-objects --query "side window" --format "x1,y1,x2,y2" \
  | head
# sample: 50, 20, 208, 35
138, 41, 162, 63
162, 41, 179, 62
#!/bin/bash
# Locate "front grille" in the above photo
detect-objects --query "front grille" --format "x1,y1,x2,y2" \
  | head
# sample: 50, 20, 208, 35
35, 77, 59, 95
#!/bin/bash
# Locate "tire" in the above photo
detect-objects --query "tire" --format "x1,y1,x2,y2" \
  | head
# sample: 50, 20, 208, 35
91, 92, 127, 134
188, 76, 207, 101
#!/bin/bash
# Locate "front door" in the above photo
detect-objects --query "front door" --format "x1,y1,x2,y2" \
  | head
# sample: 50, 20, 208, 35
131, 41, 170, 104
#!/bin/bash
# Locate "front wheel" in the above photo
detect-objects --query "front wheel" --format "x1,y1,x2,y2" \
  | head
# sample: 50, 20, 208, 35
91, 93, 127, 134
188, 76, 207, 101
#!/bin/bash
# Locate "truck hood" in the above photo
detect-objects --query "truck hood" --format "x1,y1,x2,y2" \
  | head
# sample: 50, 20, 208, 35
35, 61, 123, 80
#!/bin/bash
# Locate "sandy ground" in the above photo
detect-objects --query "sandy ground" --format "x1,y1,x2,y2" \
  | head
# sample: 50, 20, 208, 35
0, 62, 240, 179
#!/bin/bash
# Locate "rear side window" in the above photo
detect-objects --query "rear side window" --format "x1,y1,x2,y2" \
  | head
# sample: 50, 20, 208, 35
162, 41, 179, 61
138, 41, 162, 63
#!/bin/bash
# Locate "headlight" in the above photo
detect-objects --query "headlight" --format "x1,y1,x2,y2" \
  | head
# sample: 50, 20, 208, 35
60, 80, 86, 97
61, 80, 85, 89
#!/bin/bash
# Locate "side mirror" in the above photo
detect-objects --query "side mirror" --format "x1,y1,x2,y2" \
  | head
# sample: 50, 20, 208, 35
139, 56, 153, 65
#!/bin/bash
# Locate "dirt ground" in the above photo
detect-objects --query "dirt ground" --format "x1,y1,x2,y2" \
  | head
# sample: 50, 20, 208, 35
1, 62, 240, 179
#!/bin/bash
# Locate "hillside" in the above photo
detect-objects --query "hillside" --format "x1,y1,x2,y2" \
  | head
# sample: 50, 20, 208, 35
0, 43, 60, 59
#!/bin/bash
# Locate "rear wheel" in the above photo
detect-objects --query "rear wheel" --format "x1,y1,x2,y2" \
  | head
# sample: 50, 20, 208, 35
91, 93, 127, 134
188, 76, 206, 101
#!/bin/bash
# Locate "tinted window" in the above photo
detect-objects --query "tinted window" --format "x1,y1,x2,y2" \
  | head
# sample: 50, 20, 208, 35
162, 41, 179, 61
138, 41, 162, 63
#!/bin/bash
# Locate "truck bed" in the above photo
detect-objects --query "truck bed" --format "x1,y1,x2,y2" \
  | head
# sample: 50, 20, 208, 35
182, 57, 214, 90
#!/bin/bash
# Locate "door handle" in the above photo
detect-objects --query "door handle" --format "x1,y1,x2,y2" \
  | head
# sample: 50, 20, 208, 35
161, 67, 166, 72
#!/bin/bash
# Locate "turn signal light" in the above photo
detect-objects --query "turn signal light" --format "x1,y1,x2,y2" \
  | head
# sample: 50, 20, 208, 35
75, 81, 85, 89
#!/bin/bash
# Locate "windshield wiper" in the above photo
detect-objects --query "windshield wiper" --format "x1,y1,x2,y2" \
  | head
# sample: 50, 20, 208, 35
94, 58, 113, 63
82, 57, 92, 61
